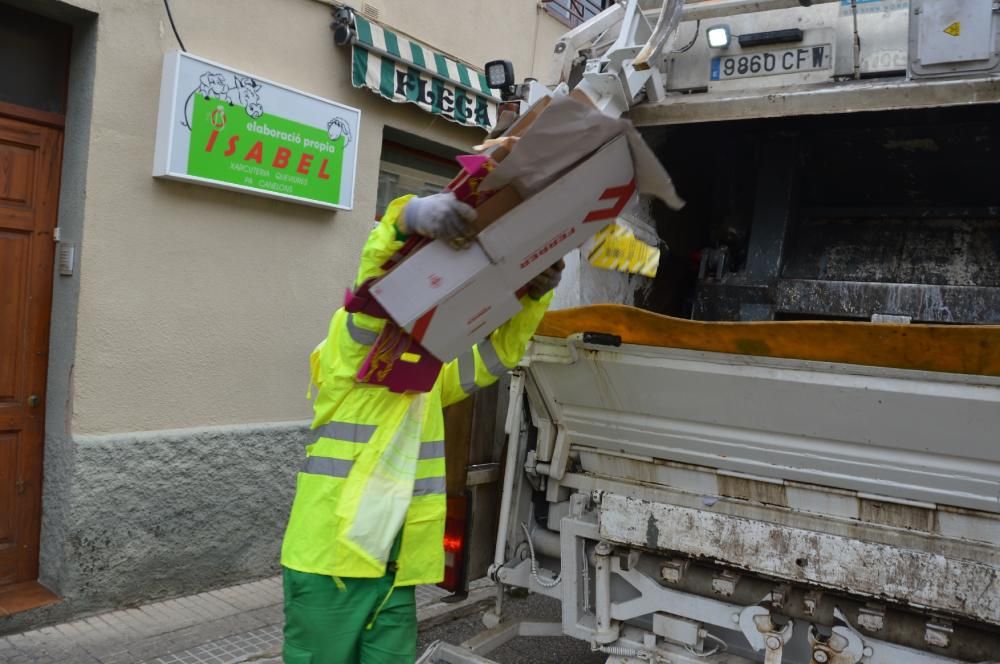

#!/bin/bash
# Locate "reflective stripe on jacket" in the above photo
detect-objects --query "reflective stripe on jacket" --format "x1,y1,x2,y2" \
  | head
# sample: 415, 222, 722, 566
281, 195, 552, 586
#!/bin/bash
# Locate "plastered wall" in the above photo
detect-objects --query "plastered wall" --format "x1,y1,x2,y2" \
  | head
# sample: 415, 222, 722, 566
60, 0, 565, 435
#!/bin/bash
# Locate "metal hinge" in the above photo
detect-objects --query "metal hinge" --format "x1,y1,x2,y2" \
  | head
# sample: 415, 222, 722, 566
53, 227, 61, 242
871, 313, 912, 324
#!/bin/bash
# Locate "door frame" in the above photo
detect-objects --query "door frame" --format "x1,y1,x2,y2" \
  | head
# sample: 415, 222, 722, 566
0, 100, 65, 607
0, 101, 66, 130
0, 3, 98, 622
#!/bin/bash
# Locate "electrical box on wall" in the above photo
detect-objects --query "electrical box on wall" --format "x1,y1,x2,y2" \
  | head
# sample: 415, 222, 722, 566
909, 0, 1000, 78
58, 243, 75, 276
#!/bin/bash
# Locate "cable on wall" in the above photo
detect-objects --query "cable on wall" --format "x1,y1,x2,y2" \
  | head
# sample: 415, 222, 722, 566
163, 0, 187, 52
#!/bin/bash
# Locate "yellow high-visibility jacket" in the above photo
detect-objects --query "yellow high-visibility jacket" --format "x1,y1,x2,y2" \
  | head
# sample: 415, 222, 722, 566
281, 195, 552, 586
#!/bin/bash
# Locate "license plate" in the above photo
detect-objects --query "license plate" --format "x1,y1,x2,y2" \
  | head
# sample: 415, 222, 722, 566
711, 44, 833, 81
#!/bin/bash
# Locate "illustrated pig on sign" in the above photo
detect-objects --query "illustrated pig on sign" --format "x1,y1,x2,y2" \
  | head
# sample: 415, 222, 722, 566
327, 117, 352, 146
184, 71, 265, 129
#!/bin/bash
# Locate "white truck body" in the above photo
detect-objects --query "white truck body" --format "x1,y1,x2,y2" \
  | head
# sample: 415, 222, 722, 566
483, 334, 1000, 663
422, 2, 1000, 663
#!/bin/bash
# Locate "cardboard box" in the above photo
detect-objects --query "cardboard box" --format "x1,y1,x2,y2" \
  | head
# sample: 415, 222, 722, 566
467, 185, 523, 234
402, 274, 523, 359
477, 135, 635, 287
370, 240, 493, 330
371, 133, 636, 362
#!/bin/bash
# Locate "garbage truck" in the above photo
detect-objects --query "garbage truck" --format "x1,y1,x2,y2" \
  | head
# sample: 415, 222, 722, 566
421, 1, 1000, 662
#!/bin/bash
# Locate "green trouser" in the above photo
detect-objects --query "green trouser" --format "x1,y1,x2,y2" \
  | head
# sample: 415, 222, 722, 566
282, 536, 415, 663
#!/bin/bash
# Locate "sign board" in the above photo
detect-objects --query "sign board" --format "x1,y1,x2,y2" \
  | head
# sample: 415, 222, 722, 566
153, 51, 360, 210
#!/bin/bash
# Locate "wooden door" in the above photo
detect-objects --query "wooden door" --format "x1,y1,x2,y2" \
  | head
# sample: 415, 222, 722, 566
0, 113, 62, 588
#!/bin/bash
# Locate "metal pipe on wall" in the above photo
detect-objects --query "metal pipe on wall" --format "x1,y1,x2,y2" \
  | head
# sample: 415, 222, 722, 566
663, 0, 842, 22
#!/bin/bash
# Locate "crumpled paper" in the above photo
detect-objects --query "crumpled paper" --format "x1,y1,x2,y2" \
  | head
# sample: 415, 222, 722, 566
479, 93, 685, 210
586, 221, 661, 278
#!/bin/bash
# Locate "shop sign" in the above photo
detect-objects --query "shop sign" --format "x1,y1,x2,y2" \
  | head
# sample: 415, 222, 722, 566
153, 51, 360, 210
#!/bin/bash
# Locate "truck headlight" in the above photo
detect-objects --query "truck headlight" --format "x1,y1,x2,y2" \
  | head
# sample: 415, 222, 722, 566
706, 25, 732, 49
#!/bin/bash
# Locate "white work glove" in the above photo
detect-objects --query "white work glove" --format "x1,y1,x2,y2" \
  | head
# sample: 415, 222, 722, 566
526, 259, 565, 299
402, 192, 477, 246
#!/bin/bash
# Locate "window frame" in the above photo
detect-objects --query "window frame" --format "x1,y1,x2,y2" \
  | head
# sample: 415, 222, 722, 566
541, 0, 615, 29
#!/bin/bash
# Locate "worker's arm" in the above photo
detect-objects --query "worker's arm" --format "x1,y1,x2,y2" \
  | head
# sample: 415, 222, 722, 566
355, 193, 477, 288
439, 291, 554, 408
353, 195, 414, 288
439, 261, 564, 407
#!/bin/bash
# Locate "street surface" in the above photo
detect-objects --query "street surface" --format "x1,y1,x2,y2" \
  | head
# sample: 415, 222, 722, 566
418, 592, 606, 664
1, 577, 606, 664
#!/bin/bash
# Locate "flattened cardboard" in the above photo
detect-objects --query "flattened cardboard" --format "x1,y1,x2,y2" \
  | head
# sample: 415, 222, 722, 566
367, 89, 681, 363
482, 94, 684, 210
404, 274, 523, 361
371, 135, 636, 361
477, 135, 635, 286
371, 240, 492, 328
468, 186, 523, 234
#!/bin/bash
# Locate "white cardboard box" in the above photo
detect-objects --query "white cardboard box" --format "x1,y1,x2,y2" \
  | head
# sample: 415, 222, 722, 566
371, 134, 636, 362
477, 135, 635, 287
370, 240, 493, 329
402, 272, 523, 361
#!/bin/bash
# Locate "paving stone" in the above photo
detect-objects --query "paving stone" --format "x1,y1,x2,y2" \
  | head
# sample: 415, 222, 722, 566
100, 649, 142, 664
240, 605, 281, 627
60, 653, 102, 664
416, 584, 449, 607
5, 633, 33, 649
64, 620, 91, 632
98, 614, 142, 638
55, 622, 86, 638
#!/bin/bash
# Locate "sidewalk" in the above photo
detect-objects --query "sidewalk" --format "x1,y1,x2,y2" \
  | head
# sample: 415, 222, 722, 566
0, 577, 495, 664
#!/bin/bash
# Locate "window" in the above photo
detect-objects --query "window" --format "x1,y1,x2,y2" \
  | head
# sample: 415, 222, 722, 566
0, 5, 71, 114
543, 0, 615, 28
420, 183, 442, 197
375, 128, 461, 220
375, 171, 400, 220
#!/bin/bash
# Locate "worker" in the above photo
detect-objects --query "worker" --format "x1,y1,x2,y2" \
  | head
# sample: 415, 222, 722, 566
280, 191, 563, 663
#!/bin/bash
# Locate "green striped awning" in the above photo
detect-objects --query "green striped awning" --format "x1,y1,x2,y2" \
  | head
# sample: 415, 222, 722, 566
351, 15, 500, 130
